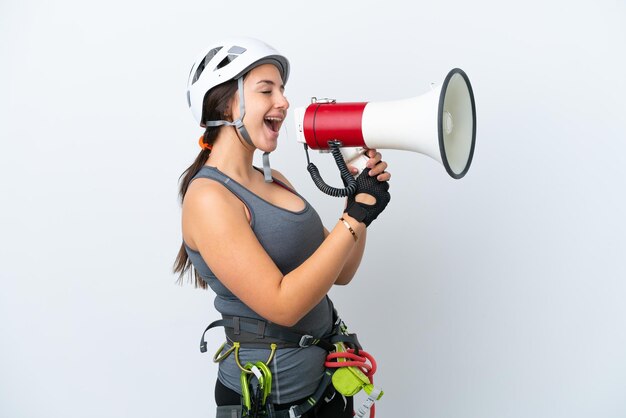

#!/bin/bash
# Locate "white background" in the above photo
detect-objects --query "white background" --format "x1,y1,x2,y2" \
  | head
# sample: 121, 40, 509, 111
1, 1, 625, 417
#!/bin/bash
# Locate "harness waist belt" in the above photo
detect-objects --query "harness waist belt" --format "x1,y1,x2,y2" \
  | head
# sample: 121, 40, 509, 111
200, 314, 362, 353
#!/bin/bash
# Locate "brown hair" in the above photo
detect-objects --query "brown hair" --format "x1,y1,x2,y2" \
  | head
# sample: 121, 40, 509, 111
173, 79, 239, 289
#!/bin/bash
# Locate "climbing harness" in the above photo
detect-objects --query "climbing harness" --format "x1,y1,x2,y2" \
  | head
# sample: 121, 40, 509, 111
213, 341, 278, 374
200, 309, 383, 418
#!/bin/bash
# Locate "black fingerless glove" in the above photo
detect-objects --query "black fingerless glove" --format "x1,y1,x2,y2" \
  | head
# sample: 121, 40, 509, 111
344, 168, 391, 227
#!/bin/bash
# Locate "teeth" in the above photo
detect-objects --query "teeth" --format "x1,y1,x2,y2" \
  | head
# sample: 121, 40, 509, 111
265, 116, 282, 132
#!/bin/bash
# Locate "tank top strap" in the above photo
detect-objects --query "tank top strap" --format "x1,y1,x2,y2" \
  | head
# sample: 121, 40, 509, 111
192, 165, 259, 204
251, 166, 297, 194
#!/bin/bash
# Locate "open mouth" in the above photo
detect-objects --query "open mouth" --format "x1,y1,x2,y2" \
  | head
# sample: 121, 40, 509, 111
264, 116, 283, 133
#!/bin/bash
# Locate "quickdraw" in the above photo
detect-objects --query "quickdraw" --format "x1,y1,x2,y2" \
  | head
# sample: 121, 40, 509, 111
240, 361, 273, 418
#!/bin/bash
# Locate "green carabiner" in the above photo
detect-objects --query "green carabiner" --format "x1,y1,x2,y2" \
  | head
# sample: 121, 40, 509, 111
254, 361, 273, 405
240, 361, 273, 416
240, 366, 253, 414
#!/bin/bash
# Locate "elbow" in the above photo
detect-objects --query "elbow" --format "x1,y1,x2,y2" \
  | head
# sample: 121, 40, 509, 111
263, 303, 304, 328
273, 318, 299, 328
245, 305, 301, 328
334, 273, 355, 286
262, 281, 308, 327
269, 311, 301, 328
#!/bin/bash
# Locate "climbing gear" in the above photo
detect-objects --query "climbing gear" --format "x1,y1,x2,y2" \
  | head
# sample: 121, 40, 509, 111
186, 37, 289, 127
186, 37, 290, 183
325, 344, 383, 418
240, 361, 273, 417
201, 308, 383, 418
213, 341, 277, 374
216, 405, 243, 418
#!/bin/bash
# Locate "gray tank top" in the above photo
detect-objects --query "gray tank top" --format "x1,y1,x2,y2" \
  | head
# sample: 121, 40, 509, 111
184, 165, 334, 404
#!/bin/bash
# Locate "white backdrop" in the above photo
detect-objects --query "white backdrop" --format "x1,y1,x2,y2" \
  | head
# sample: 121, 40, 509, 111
1, 1, 625, 417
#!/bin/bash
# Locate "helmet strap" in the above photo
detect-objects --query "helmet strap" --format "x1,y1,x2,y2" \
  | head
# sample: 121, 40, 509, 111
262, 151, 273, 183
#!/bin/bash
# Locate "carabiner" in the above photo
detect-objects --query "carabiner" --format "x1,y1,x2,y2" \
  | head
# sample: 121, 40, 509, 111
240, 361, 273, 416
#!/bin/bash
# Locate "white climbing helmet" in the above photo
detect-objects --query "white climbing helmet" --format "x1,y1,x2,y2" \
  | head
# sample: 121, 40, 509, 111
186, 37, 290, 127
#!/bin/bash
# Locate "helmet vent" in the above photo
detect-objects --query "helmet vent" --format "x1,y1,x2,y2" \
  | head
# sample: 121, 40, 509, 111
192, 46, 223, 84
216, 54, 238, 70
214, 46, 247, 70
228, 46, 246, 54
215, 55, 237, 70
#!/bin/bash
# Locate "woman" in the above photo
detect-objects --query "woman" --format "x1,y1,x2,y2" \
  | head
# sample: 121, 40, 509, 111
174, 37, 391, 417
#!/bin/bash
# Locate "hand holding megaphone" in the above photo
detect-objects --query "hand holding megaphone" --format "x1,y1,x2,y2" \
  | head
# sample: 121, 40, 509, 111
295, 68, 477, 196
344, 167, 391, 227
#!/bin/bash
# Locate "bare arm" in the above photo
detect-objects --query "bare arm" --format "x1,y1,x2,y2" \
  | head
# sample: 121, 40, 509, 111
183, 180, 366, 327
273, 171, 368, 286
184, 149, 389, 326
331, 148, 391, 285
321, 226, 366, 285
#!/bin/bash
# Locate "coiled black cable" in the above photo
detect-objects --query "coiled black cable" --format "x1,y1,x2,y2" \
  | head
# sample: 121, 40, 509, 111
305, 141, 357, 197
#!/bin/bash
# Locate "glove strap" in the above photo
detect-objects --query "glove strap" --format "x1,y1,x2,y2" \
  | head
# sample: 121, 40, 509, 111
345, 202, 368, 225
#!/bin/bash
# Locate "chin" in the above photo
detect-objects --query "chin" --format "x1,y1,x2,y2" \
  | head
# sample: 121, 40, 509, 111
256, 138, 278, 153
258, 145, 278, 153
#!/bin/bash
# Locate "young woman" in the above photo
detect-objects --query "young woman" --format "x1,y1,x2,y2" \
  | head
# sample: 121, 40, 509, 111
174, 37, 391, 417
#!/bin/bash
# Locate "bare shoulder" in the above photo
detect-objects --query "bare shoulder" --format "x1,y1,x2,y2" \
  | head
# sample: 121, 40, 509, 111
182, 177, 247, 249
183, 177, 241, 212
180, 174, 286, 324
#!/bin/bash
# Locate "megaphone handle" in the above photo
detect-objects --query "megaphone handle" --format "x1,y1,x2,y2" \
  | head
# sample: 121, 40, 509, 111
340, 147, 369, 175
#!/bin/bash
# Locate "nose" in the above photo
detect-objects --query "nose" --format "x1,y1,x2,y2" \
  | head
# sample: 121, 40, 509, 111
275, 91, 289, 110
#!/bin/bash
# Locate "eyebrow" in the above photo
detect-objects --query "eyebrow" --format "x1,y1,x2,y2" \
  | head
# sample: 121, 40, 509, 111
256, 80, 285, 89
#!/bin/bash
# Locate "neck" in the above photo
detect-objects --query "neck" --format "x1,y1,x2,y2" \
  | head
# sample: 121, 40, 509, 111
205, 127, 258, 183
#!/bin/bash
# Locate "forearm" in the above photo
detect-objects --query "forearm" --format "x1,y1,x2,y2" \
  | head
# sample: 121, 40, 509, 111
334, 225, 366, 285
275, 215, 365, 325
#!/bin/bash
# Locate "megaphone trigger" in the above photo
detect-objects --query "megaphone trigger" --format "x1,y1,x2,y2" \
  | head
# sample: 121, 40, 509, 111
340, 147, 369, 174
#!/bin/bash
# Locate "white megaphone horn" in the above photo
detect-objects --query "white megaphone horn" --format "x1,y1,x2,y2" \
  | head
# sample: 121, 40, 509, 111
294, 68, 477, 186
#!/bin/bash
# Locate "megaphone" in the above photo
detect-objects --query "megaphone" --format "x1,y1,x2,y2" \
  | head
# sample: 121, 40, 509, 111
294, 68, 476, 185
